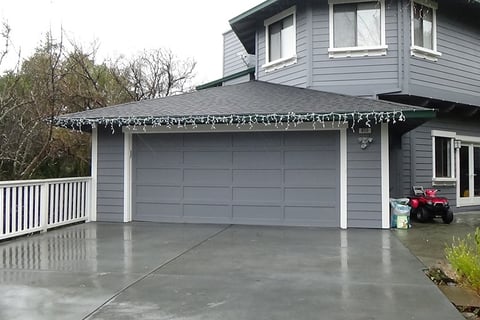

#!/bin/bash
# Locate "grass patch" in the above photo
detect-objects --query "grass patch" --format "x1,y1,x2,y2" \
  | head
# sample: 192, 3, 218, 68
445, 228, 480, 295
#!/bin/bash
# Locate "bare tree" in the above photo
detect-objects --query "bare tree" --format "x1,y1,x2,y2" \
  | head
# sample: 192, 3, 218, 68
112, 48, 196, 101
0, 22, 10, 66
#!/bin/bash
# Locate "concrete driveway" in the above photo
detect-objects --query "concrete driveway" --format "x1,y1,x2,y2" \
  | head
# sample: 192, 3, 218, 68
394, 212, 480, 267
0, 222, 463, 320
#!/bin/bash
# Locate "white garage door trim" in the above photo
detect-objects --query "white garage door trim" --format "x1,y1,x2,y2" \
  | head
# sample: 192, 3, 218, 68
122, 122, 348, 229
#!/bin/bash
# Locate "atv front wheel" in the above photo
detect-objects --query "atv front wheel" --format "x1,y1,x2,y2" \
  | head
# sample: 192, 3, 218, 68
416, 207, 430, 222
442, 209, 454, 224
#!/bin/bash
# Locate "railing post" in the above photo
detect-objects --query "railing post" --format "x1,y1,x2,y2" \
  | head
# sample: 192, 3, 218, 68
40, 183, 49, 232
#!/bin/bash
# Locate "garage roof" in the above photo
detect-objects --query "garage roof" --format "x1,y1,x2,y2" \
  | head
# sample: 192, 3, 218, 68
54, 81, 433, 130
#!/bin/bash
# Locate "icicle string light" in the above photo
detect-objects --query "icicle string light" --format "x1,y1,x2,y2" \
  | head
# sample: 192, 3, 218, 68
53, 110, 408, 133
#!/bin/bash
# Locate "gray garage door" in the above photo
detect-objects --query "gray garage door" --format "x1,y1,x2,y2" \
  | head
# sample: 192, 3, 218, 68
132, 131, 340, 227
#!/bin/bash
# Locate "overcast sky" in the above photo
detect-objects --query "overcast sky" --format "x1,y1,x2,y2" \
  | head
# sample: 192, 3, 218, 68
0, 0, 263, 84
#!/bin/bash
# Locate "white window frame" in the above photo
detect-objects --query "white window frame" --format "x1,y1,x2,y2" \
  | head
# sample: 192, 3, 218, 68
328, 0, 387, 58
262, 6, 297, 72
431, 130, 455, 183
410, 0, 442, 61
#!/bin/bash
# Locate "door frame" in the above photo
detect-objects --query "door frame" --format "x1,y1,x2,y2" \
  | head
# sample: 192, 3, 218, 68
122, 122, 349, 229
456, 137, 480, 207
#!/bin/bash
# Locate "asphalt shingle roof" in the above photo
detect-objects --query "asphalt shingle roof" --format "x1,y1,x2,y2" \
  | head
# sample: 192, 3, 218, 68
56, 81, 426, 125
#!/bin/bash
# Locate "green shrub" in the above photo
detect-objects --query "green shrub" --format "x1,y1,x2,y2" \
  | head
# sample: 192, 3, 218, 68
445, 228, 480, 294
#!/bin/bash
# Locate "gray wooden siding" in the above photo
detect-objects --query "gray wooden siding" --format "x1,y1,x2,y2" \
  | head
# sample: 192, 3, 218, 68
223, 30, 252, 77
310, 1, 400, 95
400, 118, 480, 210
347, 127, 382, 228
408, 3, 480, 106
249, 0, 479, 102
255, 1, 400, 94
398, 131, 412, 198
97, 128, 124, 221
256, 2, 308, 87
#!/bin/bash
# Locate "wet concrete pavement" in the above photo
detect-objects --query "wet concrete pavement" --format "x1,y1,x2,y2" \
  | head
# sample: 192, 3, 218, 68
393, 212, 480, 267
393, 212, 480, 310
0, 222, 464, 319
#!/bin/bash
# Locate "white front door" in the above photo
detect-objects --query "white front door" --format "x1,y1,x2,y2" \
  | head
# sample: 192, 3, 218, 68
458, 144, 480, 206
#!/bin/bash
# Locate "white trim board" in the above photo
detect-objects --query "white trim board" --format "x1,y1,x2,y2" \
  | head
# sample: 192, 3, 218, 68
123, 132, 133, 222
340, 128, 348, 229
122, 122, 349, 134
410, 0, 441, 61
90, 127, 98, 222
328, 0, 387, 58
263, 5, 297, 69
381, 123, 390, 229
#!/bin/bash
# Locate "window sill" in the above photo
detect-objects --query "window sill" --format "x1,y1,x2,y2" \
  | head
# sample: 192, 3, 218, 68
432, 178, 456, 187
328, 45, 388, 58
262, 56, 297, 73
411, 46, 442, 62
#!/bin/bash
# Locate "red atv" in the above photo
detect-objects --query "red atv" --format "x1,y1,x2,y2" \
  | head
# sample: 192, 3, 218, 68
409, 186, 454, 224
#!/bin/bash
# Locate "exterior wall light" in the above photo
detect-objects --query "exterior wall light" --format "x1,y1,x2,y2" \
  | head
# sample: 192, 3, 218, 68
358, 137, 374, 149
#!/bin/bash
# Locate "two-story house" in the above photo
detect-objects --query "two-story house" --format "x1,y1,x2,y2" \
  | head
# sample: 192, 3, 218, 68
55, 0, 480, 229
203, 0, 480, 210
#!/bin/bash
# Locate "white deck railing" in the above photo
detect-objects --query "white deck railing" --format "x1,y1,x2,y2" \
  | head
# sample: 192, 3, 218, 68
0, 177, 91, 241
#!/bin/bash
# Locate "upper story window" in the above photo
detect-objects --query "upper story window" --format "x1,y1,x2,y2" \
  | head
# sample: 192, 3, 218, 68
263, 6, 297, 72
432, 130, 455, 182
328, 0, 387, 58
411, 0, 441, 61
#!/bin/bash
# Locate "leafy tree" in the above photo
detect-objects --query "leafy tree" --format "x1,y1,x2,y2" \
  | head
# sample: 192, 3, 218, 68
0, 26, 197, 180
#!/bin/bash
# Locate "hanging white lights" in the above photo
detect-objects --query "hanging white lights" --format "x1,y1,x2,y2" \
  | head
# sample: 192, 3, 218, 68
53, 110, 408, 133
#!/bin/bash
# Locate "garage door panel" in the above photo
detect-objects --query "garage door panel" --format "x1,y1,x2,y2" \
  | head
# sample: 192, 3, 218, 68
184, 133, 232, 147
135, 135, 182, 149
137, 186, 182, 202
285, 206, 339, 225
233, 151, 282, 168
233, 187, 283, 202
133, 132, 340, 227
285, 150, 336, 168
285, 169, 337, 186
233, 169, 283, 186
136, 168, 182, 185
285, 187, 337, 203
284, 131, 337, 146
233, 132, 282, 147
136, 203, 182, 221
184, 151, 232, 168
184, 169, 231, 186
184, 204, 231, 219
233, 205, 283, 221
136, 151, 182, 167
184, 187, 231, 201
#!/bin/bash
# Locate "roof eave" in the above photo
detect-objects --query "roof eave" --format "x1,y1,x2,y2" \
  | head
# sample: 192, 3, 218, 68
229, 0, 290, 54
54, 108, 436, 132
401, 109, 436, 119
229, 0, 279, 25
